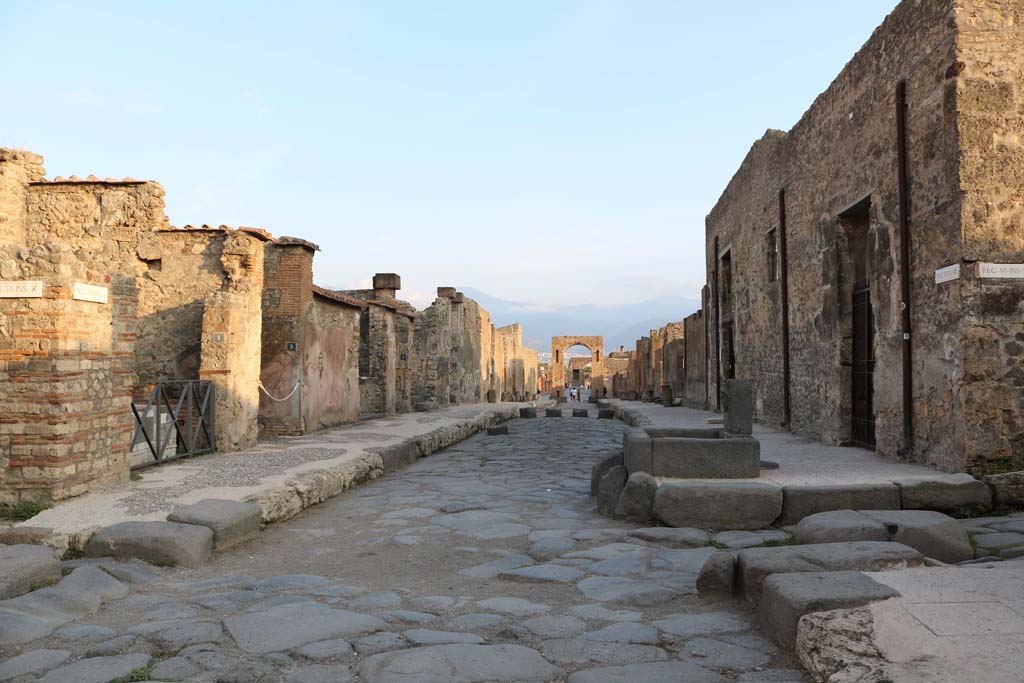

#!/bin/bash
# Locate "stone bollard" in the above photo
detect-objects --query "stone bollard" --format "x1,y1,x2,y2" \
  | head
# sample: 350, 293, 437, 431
573, 409, 589, 418
545, 408, 563, 418
598, 409, 615, 420
519, 407, 537, 418
723, 379, 753, 435
487, 425, 509, 436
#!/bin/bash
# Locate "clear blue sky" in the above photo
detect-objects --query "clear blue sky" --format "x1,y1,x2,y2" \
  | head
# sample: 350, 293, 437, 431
1, 1, 898, 310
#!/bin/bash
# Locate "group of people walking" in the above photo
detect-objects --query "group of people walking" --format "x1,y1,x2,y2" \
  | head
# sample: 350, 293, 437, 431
566, 386, 585, 402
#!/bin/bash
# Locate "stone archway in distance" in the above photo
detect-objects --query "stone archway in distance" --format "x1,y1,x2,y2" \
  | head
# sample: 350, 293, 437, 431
551, 335, 604, 398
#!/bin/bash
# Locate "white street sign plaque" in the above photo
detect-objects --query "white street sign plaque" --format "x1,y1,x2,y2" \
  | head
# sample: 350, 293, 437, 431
0, 280, 43, 298
72, 282, 109, 304
934, 263, 960, 285
979, 263, 1024, 279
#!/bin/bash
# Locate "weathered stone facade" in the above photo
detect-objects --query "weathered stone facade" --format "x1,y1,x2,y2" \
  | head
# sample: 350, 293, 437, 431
703, 0, 1024, 473
259, 239, 362, 435
0, 151, 161, 502
1, 149, 541, 504
411, 289, 539, 409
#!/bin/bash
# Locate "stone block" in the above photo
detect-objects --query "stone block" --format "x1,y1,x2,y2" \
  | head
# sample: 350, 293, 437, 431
759, 571, 899, 649
653, 481, 782, 530
780, 483, 900, 524
860, 509, 974, 563
519, 407, 537, 419
487, 425, 509, 436
723, 378, 753, 435
546, 408, 563, 417
597, 466, 628, 516
795, 510, 888, 545
0, 544, 61, 600
370, 440, 419, 474
984, 471, 1024, 507
591, 452, 624, 497
735, 542, 922, 601
649, 433, 759, 478
84, 521, 213, 567
573, 409, 589, 418
598, 409, 615, 419
895, 473, 991, 512
696, 551, 736, 597
622, 428, 652, 474
619, 472, 657, 522
166, 499, 262, 550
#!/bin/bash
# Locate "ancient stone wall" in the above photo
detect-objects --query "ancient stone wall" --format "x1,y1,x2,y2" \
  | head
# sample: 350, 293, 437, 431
703, 0, 1024, 471
661, 322, 685, 404
342, 275, 416, 419
682, 307, 707, 408
954, 1, 1024, 471
0, 153, 163, 502
496, 324, 538, 402
197, 231, 266, 451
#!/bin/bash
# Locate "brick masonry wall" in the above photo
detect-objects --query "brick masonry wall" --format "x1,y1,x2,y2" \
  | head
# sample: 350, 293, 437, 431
259, 242, 315, 435
0, 241, 136, 503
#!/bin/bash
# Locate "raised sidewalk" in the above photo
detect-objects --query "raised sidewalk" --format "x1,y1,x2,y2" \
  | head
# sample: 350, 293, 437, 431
2, 401, 543, 552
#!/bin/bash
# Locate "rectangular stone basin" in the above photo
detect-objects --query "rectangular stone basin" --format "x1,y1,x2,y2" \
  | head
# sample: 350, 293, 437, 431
624, 426, 760, 479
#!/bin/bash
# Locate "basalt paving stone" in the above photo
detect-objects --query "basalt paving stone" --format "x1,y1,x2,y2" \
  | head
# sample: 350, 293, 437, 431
7, 414, 808, 682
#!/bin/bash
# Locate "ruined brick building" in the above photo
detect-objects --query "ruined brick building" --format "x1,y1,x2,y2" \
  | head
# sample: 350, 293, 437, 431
0, 149, 540, 505
610, 0, 1024, 475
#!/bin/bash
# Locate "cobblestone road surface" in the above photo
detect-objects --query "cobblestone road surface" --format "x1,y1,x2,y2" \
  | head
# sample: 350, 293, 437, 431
4, 404, 809, 682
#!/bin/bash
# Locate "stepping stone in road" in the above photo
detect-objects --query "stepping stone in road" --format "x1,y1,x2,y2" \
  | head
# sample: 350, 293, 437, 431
166, 499, 262, 549
84, 521, 213, 567
0, 544, 61, 600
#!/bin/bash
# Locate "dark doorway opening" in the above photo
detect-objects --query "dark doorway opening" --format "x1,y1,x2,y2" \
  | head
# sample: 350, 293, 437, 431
719, 250, 735, 382
851, 285, 875, 447
839, 197, 875, 448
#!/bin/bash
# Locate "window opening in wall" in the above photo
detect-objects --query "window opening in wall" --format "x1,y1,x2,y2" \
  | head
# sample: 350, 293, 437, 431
766, 227, 778, 283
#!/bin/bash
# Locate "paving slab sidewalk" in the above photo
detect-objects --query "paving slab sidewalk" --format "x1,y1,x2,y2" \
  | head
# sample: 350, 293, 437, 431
796, 560, 1024, 682
5, 402, 543, 551
604, 400, 949, 486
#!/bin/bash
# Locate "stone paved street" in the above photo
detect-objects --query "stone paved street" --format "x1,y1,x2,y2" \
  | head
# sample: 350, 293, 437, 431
1, 407, 808, 682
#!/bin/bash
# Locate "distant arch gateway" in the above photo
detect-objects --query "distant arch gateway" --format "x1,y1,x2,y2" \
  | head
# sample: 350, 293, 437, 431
551, 335, 604, 397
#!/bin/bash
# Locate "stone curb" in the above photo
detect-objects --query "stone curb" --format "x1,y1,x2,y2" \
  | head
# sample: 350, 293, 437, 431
5, 402, 550, 563
598, 399, 995, 527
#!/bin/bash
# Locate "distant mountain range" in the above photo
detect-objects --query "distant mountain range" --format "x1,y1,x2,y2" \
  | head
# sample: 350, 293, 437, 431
460, 288, 700, 354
